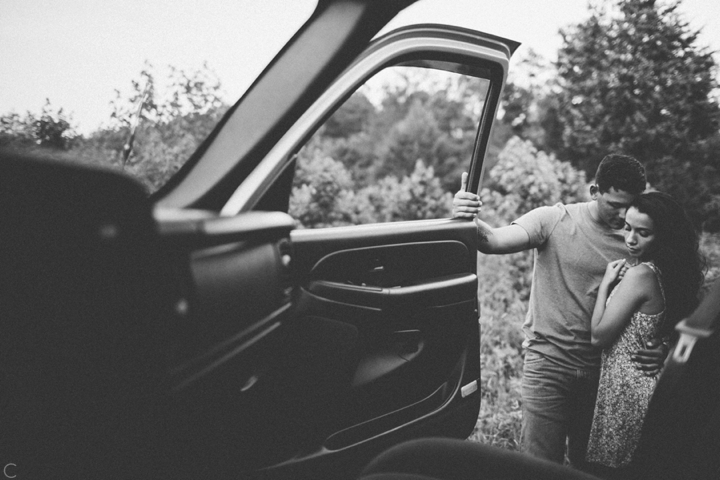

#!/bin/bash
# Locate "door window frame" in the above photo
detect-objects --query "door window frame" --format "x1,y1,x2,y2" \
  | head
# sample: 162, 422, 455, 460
220, 24, 512, 217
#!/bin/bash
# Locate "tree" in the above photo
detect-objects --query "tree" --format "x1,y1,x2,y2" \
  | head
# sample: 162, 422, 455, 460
323, 92, 375, 138
554, 0, 720, 228
492, 49, 565, 178
377, 99, 443, 179
34, 100, 77, 149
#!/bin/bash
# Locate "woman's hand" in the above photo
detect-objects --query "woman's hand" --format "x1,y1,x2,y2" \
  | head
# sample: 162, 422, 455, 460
601, 259, 627, 289
618, 260, 630, 280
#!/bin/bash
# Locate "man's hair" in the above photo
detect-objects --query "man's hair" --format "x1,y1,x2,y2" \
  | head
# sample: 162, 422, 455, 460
594, 154, 646, 194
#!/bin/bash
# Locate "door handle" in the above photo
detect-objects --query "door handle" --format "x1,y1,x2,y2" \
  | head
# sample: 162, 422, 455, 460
307, 273, 476, 308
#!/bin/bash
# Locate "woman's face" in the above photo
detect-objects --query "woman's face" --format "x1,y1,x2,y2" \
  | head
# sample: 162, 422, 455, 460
624, 207, 657, 261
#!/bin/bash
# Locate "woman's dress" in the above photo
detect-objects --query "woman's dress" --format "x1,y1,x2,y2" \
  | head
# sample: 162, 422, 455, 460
585, 262, 665, 468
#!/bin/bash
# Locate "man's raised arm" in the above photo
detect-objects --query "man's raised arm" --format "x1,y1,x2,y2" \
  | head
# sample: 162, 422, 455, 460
452, 172, 532, 255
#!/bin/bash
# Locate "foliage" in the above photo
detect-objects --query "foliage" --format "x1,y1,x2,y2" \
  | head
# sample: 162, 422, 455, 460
498, 49, 564, 156
553, 0, 720, 229
1, 63, 229, 194
72, 63, 229, 192
376, 99, 443, 180
323, 93, 375, 138
289, 138, 452, 228
359, 160, 453, 223
0, 99, 78, 151
108, 61, 226, 128
483, 137, 589, 222
289, 146, 358, 228
468, 302, 525, 449
319, 69, 488, 193
699, 232, 720, 292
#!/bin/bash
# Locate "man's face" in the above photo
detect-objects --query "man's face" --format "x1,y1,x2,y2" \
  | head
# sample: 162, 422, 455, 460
594, 186, 637, 230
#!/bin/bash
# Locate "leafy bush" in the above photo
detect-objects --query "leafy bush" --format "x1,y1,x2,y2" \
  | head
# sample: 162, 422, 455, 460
289, 151, 358, 228
700, 232, 720, 293
358, 159, 452, 223
289, 143, 452, 228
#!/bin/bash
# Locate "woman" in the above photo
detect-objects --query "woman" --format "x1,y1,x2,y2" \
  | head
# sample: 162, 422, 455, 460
585, 192, 704, 478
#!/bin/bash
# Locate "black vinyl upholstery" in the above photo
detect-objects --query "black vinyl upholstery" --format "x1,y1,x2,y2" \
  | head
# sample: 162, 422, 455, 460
358, 438, 600, 480
0, 152, 172, 478
631, 331, 720, 480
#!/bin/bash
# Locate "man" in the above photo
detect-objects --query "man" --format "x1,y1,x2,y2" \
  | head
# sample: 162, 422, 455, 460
453, 154, 666, 469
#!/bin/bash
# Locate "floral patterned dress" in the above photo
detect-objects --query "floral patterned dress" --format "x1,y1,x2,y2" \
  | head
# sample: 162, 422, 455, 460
585, 262, 665, 468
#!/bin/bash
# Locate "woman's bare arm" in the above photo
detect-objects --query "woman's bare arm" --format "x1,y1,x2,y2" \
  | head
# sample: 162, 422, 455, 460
592, 263, 651, 348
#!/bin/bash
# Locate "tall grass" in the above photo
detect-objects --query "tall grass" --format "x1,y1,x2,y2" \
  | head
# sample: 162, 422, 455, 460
467, 252, 528, 449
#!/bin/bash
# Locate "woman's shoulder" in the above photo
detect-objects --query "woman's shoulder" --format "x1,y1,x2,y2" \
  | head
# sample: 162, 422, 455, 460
621, 263, 660, 291
624, 263, 664, 303
627, 262, 658, 277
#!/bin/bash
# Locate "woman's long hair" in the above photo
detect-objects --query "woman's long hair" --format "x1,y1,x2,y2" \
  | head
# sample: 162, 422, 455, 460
631, 192, 705, 337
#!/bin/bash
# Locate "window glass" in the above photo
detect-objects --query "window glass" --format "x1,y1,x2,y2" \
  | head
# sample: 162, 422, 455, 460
289, 66, 490, 228
0, 0, 317, 194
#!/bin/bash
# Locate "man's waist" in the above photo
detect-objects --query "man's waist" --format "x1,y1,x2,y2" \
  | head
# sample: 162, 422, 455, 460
523, 336, 601, 370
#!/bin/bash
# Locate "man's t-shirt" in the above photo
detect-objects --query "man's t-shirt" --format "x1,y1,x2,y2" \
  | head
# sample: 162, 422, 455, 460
512, 202, 627, 369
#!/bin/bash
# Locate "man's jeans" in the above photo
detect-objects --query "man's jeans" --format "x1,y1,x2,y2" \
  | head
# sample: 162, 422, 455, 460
520, 349, 600, 469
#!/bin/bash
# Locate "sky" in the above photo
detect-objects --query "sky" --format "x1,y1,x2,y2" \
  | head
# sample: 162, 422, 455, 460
2, 0, 719, 134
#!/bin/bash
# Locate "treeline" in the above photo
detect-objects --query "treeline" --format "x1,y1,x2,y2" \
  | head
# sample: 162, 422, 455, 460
2, 0, 719, 232
0, 63, 228, 193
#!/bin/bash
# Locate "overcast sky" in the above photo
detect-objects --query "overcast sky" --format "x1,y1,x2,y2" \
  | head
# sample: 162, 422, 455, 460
2, 0, 719, 134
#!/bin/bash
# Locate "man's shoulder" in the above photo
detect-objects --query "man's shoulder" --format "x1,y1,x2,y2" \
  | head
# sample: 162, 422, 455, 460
526, 202, 586, 222
530, 202, 591, 240
549, 201, 592, 223
526, 202, 568, 217
558, 201, 588, 213
513, 202, 578, 245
